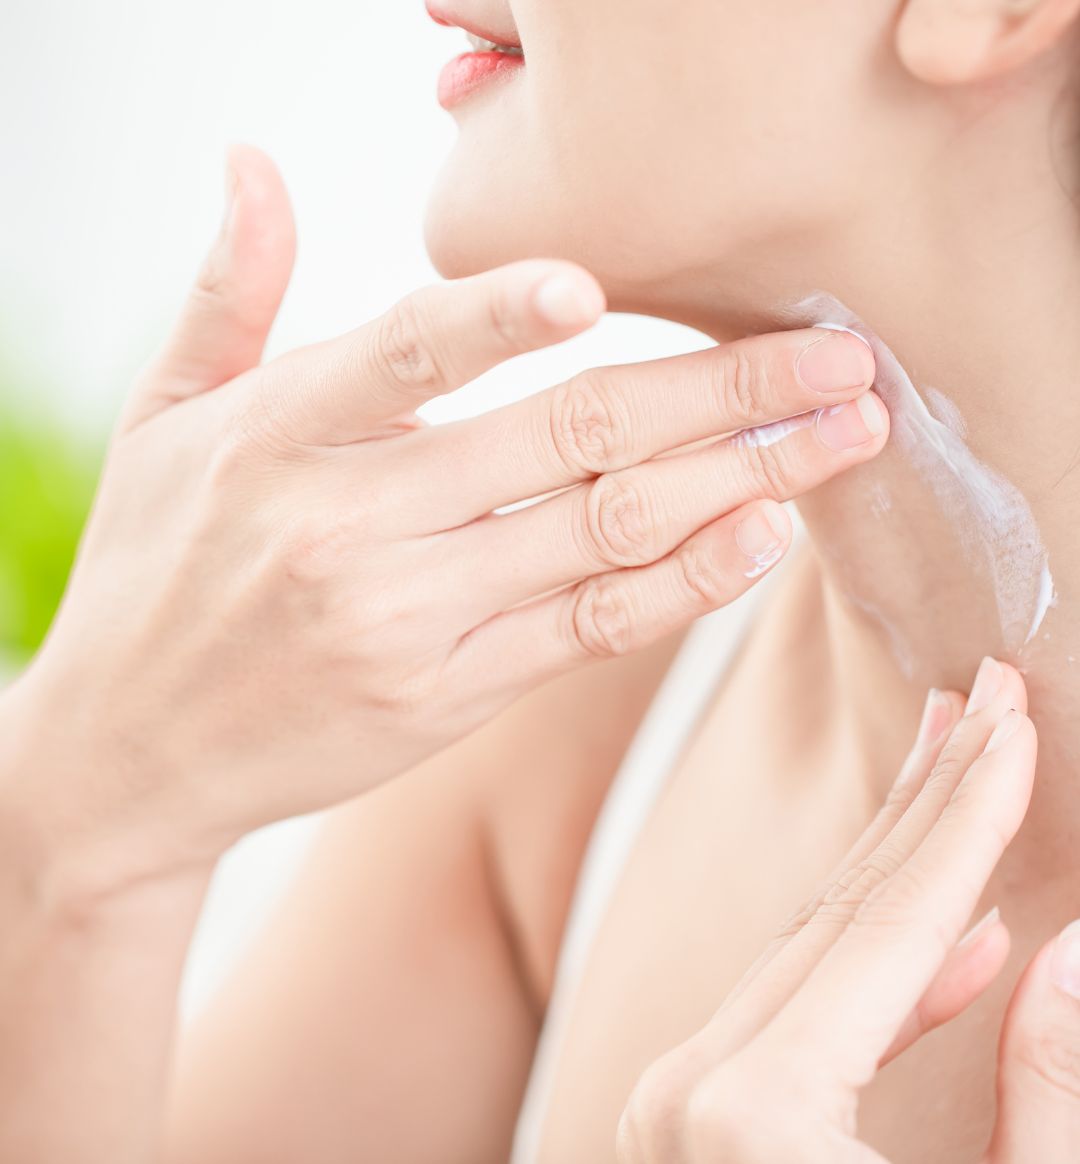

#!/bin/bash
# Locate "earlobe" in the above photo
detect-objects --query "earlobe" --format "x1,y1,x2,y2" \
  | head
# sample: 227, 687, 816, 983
897, 0, 1080, 86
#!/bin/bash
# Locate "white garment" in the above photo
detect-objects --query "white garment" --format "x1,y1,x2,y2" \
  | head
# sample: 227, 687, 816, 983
510, 585, 773, 1162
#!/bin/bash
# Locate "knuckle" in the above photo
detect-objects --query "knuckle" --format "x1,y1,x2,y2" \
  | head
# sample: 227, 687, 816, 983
486, 279, 524, 350
674, 540, 729, 607
719, 345, 770, 428
814, 852, 901, 925
278, 514, 355, 588
618, 1056, 692, 1161
549, 372, 632, 477
569, 578, 636, 659
742, 438, 801, 500
774, 904, 815, 944
853, 864, 951, 957
207, 404, 282, 483
364, 667, 437, 720
1013, 1027, 1080, 1102
192, 248, 230, 305
585, 473, 657, 568
684, 1069, 754, 1156
371, 297, 442, 393
926, 741, 969, 793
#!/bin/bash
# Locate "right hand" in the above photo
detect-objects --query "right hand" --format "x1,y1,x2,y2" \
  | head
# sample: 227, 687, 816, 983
3, 146, 887, 892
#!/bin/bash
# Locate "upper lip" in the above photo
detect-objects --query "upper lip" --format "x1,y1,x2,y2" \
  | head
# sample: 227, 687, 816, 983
425, 0, 522, 49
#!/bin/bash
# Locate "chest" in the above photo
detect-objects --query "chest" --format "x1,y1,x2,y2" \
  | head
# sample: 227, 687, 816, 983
528, 689, 1013, 1164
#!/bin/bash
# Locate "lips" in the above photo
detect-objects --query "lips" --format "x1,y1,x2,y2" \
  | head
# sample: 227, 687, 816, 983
425, 0, 522, 51
428, 0, 526, 111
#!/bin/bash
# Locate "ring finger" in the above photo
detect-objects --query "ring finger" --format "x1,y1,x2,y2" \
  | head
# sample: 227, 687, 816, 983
448, 389, 888, 624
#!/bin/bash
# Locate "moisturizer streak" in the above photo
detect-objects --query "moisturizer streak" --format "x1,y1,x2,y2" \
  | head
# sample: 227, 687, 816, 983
784, 293, 1055, 654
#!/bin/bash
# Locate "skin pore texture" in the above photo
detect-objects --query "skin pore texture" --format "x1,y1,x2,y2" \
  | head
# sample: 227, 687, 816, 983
422, 0, 1080, 1157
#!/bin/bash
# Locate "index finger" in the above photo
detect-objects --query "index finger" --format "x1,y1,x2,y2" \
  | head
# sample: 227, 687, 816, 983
758, 708, 1037, 1082
407, 326, 876, 527
260, 259, 606, 445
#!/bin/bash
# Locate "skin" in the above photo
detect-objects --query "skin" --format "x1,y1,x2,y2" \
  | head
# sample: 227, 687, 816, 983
4, 0, 1080, 1162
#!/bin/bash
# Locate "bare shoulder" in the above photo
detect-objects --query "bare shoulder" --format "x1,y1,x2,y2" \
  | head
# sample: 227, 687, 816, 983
166, 635, 685, 1164
473, 631, 688, 1010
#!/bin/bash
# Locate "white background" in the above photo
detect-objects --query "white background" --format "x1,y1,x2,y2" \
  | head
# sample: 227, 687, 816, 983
1, 1, 708, 1020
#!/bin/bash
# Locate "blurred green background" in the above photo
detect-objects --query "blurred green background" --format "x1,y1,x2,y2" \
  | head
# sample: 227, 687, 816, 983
0, 375, 100, 665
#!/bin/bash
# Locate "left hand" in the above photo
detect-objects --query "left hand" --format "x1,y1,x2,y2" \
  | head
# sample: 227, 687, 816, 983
617, 659, 1080, 1163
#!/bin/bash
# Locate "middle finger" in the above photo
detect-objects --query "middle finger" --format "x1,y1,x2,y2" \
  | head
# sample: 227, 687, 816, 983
447, 388, 887, 623
402, 326, 876, 531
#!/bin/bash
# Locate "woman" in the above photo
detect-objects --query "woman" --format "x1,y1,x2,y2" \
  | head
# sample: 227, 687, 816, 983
2, 0, 1079, 1160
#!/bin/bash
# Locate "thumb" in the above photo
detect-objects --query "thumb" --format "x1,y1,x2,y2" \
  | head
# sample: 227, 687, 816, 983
122, 143, 297, 432
985, 920, 1080, 1163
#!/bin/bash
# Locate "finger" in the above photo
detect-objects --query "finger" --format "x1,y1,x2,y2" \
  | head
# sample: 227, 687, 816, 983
693, 687, 968, 1060
719, 662, 1024, 1037
397, 326, 877, 528
262, 260, 605, 445
442, 390, 888, 622
123, 145, 298, 432
443, 499, 793, 695
986, 921, 1080, 1164
759, 706, 1037, 1083
881, 906, 1010, 1065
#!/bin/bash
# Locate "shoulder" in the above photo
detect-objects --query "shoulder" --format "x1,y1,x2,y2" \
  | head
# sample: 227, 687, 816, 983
473, 631, 687, 1011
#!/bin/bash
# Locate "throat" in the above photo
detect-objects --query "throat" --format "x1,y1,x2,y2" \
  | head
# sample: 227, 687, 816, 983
783, 293, 1057, 679
756, 292, 1080, 873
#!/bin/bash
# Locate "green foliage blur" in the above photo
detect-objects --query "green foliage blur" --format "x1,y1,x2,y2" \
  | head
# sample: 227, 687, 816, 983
0, 393, 100, 664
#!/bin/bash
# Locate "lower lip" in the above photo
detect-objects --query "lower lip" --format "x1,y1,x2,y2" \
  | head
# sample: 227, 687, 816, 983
437, 51, 524, 110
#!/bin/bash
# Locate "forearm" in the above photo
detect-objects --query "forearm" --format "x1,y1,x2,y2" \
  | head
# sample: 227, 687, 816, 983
0, 685, 214, 1164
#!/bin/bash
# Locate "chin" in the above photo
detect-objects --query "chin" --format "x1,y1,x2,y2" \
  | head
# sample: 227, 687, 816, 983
423, 128, 677, 303
423, 155, 575, 281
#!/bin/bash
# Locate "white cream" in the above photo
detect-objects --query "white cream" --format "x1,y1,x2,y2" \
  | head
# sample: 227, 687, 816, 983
730, 410, 817, 450
784, 293, 1055, 655
743, 540, 788, 580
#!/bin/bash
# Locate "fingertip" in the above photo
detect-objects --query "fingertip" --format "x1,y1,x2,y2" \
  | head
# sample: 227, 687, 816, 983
862, 390, 891, 444
981, 709, 1032, 756
217, 143, 297, 304
814, 390, 890, 456
796, 327, 877, 396
531, 264, 607, 330
1049, 919, 1080, 1002
998, 661, 1030, 715
735, 499, 792, 580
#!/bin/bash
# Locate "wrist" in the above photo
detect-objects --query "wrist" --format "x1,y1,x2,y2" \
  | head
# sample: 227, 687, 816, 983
0, 670, 219, 920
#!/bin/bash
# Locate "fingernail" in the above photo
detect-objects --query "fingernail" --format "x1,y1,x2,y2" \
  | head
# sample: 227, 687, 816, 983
534, 272, 605, 327
916, 689, 954, 747
815, 394, 886, 452
958, 905, 1001, 949
966, 657, 1003, 715
1050, 920, 1080, 1001
982, 710, 1021, 754
797, 332, 875, 394
736, 504, 789, 579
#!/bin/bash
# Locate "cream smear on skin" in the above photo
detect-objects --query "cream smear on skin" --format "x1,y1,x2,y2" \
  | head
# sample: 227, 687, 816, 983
779, 293, 1056, 654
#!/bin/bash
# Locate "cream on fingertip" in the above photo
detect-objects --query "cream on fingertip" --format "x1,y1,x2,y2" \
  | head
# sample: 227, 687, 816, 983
736, 503, 789, 579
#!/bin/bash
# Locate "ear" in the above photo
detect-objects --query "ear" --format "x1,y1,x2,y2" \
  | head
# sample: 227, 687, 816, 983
897, 0, 1080, 85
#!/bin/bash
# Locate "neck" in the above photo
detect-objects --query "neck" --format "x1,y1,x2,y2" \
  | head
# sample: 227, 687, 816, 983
677, 169, 1080, 879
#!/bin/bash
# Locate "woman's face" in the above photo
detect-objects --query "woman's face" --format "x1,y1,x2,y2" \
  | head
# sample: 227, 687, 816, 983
424, 0, 929, 319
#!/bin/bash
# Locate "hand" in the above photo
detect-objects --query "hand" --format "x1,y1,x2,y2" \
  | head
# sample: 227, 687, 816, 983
2, 146, 887, 892
617, 659, 1080, 1163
